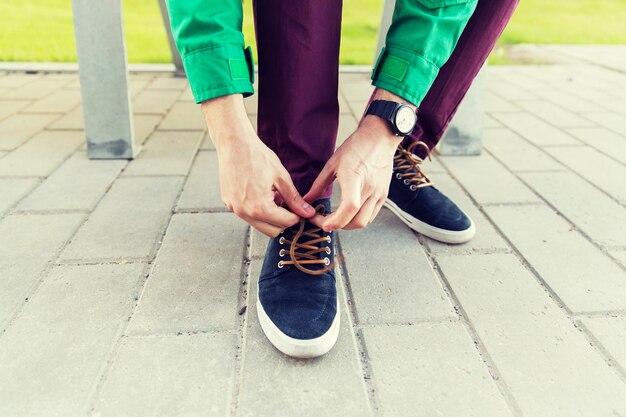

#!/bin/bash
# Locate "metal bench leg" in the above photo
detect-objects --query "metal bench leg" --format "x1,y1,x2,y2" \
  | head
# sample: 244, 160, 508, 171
158, 0, 185, 77
72, 0, 136, 159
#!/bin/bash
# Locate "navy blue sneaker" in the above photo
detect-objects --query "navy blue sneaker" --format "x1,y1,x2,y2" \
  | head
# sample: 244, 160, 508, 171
257, 199, 339, 358
384, 142, 476, 244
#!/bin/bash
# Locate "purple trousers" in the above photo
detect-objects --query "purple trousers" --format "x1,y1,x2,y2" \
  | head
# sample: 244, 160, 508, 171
253, 0, 519, 198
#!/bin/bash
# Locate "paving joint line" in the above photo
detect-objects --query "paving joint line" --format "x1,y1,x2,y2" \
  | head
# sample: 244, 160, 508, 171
335, 234, 379, 417
573, 319, 626, 386
426, 253, 525, 417
229, 225, 253, 417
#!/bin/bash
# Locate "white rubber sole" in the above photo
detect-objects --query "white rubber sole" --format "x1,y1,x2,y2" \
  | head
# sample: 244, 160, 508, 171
256, 293, 340, 359
384, 199, 476, 244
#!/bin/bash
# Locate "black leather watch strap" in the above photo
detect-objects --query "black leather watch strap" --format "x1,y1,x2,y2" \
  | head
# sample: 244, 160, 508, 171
365, 100, 398, 122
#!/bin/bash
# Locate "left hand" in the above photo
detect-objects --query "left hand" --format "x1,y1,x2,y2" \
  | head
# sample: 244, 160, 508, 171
304, 115, 403, 231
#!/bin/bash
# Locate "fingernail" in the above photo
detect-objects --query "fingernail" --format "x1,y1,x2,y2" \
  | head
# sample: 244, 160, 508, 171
303, 202, 314, 213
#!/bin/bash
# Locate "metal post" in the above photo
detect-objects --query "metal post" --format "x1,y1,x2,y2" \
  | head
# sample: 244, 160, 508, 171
72, 0, 136, 159
158, 0, 185, 76
374, 0, 395, 61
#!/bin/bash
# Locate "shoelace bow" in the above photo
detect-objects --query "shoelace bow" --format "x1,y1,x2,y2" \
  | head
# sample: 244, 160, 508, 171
393, 141, 434, 191
277, 204, 337, 276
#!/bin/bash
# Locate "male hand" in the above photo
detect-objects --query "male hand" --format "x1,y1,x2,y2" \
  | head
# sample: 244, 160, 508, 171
202, 95, 316, 237
304, 89, 415, 231
304, 115, 402, 231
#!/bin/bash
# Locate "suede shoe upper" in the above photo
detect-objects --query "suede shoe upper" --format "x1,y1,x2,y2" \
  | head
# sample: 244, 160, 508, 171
388, 142, 472, 232
258, 199, 337, 340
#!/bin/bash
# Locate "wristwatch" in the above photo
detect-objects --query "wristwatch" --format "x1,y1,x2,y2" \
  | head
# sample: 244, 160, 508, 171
365, 100, 417, 136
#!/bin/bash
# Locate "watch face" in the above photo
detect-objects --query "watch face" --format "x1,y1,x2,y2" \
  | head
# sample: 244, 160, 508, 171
394, 105, 417, 135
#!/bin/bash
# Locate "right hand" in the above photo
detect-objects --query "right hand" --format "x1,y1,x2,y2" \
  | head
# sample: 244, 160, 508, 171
201, 94, 316, 237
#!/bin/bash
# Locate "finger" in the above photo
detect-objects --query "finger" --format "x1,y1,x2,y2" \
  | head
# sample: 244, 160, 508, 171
303, 163, 336, 205
368, 197, 386, 225
323, 175, 363, 231
344, 196, 378, 230
308, 213, 327, 229
243, 215, 284, 238
274, 175, 316, 218
256, 204, 301, 229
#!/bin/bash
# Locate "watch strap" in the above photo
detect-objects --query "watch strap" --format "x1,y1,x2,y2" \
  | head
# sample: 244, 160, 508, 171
365, 100, 398, 122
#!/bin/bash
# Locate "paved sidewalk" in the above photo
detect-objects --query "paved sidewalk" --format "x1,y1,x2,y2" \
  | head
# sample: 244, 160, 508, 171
1, 56, 626, 416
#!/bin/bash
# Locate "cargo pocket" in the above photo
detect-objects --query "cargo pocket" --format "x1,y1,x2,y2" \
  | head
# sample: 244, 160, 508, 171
417, 0, 474, 9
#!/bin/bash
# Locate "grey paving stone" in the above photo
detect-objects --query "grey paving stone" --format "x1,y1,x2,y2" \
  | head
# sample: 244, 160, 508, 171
485, 92, 520, 113
250, 228, 268, 260
17, 152, 126, 211
438, 152, 541, 205
423, 172, 509, 255
423, 154, 447, 173
0, 130, 82, 177
237, 260, 371, 417
532, 88, 605, 113
493, 112, 581, 146
347, 99, 368, 119
133, 114, 162, 145
60, 176, 182, 262
0, 99, 30, 120
2, 78, 68, 100
486, 204, 626, 312
340, 80, 374, 102
47, 106, 83, 130
0, 263, 143, 417
338, 91, 351, 114
603, 99, 626, 117
544, 146, 626, 203
583, 112, 626, 135
339, 209, 455, 325
484, 114, 503, 128
179, 85, 194, 101
520, 171, 626, 247
147, 76, 188, 90
128, 77, 153, 98
337, 114, 358, 148
0, 113, 59, 150
0, 74, 39, 89
364, 322, 513, 417
176, 151, 222, 210
122, 130, 201, 176
0, 213, 84, 327
514, 100, 596, 128
487, 78, 537, 101
0, 178, 39, 216
158, 102, 205, 130
437, 253, 626, 417
609, 249, 626, 268
132, 89, 181, 114
567, 127, 626, 165
483, 128, 565, 172
128, 213, 246, 333
199, 130, 215, 150
93, 333, 236, 417
21, 89, 81, 114
581, 316, 626, 371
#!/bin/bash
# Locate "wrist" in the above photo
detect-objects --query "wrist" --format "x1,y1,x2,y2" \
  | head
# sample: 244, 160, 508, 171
200, 94, 256, 148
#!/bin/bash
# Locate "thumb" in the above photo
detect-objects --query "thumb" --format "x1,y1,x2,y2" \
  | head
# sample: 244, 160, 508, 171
274, 175, 316, 218
303, 163, 336, 204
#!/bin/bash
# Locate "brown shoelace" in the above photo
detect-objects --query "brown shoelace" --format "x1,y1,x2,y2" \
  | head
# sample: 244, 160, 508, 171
277, 204, 337, 276
393, 141, 434, 191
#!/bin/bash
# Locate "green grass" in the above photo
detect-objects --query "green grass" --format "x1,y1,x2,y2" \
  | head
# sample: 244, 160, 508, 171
1, 0, 625, 64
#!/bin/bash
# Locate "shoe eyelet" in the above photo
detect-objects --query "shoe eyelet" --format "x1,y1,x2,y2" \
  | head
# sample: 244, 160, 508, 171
277, 261, 284, 268
279, 237, 285, 244
410, 185, 417, 191
325, 247, 331, 254
403, 179, 409, 185
323, 257, 330, 266
395, 173, 402, 179
279, 249, 286, 257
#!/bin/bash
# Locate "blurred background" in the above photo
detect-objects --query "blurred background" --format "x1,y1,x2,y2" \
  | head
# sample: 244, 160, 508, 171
2, 0, 626, 65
